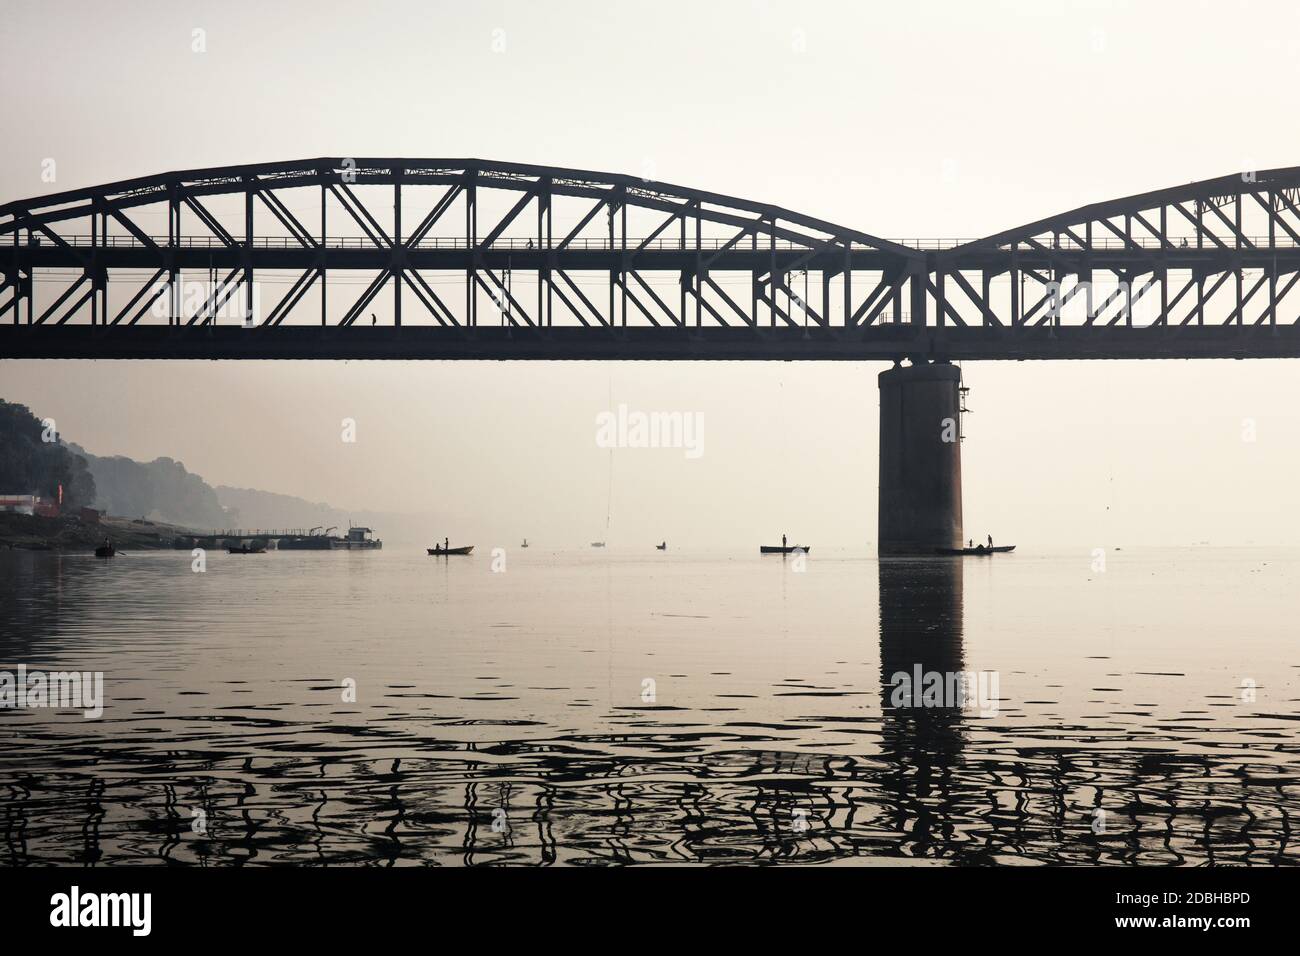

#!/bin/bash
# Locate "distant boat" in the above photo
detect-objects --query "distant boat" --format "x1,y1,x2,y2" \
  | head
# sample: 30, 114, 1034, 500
760, 545, 809, 554
936, 544, 1016, 556
331, 525, 382, 550
428, 545, 474, 556
94, 543, 115, 558
521, 539, 529, 548
656, 541, 667, 551
227, 544, 266, 554
591, 541, 605, 548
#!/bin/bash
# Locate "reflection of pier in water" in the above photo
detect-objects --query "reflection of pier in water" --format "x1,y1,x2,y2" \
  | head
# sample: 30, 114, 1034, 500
876, 557, 970, 860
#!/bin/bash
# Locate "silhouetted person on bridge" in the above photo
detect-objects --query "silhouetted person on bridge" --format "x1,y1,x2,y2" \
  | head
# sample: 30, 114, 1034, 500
371, 312, 377, 326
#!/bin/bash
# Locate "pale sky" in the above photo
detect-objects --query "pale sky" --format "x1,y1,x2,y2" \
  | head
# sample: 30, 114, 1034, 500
3, 0, 1299, 547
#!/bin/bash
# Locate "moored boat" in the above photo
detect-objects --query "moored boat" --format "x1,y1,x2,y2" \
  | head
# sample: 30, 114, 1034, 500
330, 526, 382, 550
279, 526, 337, 550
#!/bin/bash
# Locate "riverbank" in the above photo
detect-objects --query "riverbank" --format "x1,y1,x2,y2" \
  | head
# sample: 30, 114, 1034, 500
0, 512, 196, 551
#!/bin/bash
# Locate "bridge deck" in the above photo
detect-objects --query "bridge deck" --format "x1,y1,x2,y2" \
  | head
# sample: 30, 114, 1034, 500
5, 324, 1298, 361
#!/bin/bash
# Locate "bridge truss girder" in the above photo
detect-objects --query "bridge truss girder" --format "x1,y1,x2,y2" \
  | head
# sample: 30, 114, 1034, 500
5, 160, 1300, 360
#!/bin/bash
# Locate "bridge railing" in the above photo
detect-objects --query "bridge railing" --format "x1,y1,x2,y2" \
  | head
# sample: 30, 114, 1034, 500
27, 234, 1300, 252
32, 234, 966, 252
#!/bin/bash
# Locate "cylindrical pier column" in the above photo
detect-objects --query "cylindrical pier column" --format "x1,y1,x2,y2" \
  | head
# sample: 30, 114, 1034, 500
878, 362, 963, 556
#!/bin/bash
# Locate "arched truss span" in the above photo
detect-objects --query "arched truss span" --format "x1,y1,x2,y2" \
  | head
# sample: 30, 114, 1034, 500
934, 166, 1300, 331
0, 158, 918, 333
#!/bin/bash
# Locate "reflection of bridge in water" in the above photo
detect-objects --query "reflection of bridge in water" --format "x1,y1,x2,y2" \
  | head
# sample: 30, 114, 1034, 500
0, 553, 1293, 865
442, 560, 1289, 867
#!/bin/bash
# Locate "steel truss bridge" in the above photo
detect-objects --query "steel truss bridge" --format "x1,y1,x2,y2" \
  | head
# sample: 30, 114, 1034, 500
5, 158, 1300, 361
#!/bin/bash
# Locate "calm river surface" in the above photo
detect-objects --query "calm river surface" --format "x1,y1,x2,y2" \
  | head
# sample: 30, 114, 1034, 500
1, 546, 1297, 865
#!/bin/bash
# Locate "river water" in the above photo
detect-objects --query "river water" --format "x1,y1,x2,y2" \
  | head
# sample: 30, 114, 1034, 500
0, 545, 1296, 865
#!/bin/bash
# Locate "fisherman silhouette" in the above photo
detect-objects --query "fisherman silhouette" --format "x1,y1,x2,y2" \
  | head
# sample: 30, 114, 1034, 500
782, 533, 787, 549
987, 534, 993, 547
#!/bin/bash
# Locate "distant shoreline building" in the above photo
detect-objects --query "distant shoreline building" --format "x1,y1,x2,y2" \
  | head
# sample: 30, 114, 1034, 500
0, 493, 60, 517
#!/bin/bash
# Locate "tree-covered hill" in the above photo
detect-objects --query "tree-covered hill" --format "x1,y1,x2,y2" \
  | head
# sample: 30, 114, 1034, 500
0, 400, 96, 509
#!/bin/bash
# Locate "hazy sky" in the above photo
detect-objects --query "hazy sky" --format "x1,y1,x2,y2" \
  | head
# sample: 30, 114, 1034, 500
3, 0, 1299, 547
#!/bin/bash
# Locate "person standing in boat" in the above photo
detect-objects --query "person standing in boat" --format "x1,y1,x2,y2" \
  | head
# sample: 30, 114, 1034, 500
782, 533, 787, 549
987, 534, 992, 547
444, 537, 449, 553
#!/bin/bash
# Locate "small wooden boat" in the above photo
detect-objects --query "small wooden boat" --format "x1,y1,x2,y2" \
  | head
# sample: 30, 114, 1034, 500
656, 542, 667, 550
760, 545, 809, 554
227, 545, 266, 554
936, 544, 1016, 556
590, 541, 605, 548
94, 543, 115, 558
427, 545, 474, 555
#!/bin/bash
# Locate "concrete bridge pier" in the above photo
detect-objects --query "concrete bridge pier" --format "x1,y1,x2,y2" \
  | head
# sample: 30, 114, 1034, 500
878, 361, 964, 556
